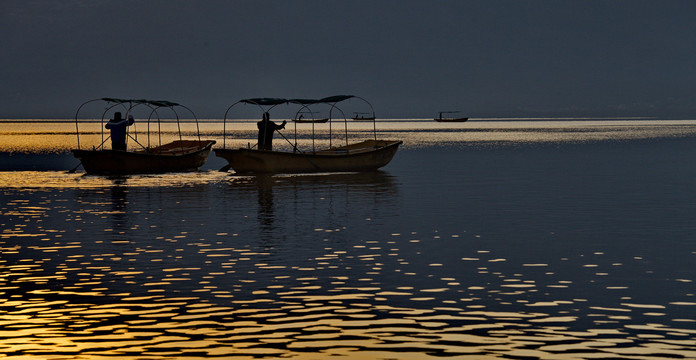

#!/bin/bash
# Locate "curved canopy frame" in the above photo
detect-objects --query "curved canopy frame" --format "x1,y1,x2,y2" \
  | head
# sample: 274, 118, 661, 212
221, 98, 290, 149
73, 98, 202, 152
220, 95, 377, 151
291, 101, 348, 152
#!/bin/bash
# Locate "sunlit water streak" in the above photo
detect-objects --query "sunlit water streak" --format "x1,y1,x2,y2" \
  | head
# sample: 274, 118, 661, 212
4, 118, 696, 153
1, 119, 695, 359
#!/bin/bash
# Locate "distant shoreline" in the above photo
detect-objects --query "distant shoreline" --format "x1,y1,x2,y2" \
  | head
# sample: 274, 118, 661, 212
0, 116, 680, 123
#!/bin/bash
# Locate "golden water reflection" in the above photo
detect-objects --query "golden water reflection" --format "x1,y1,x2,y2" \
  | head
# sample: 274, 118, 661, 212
1, 169, 695, 358
0, 296, 694, 358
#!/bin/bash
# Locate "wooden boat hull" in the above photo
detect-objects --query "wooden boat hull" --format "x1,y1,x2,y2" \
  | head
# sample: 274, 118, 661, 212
434, 117, 469, 122
215, 140, 402, 174
72, 140, 216, 175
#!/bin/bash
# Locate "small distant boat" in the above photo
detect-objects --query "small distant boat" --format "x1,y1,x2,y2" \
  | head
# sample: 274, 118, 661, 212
294, 116, 329, 124
215, 95, 401, 174
70, 98, 215, 175
352, 112, 376, 121
434, 111, 468, 122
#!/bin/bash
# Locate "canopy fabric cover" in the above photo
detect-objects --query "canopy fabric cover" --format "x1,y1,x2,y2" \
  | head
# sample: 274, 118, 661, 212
239, 95, 356, 107
101, 98, 180, 107
288, 98, 319, 105
288, 96, 355, 105
147, 100, 179, 107
240, 98, 288, 106
318, 95, 354, 103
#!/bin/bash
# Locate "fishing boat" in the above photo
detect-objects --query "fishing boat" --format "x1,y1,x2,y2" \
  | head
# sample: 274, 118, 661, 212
214, 95, 402, 174
294, 112, 329, 123
216, 139, 401, 174
70, 98, 215, 175
352, 112, 376, 121
434, 111, 468, 122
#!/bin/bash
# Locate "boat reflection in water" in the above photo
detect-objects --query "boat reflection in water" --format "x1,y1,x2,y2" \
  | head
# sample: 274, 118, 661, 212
227, 171, 400, 240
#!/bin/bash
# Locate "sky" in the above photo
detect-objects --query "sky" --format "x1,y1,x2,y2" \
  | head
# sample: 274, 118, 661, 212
2, 0, 696, 119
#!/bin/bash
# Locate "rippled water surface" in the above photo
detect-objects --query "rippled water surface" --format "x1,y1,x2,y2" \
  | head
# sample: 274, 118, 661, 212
1, 119, 695, 359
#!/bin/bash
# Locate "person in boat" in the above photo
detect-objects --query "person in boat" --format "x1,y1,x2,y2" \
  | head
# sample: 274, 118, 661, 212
257, 112, 286, 151
105, 112, 135, 151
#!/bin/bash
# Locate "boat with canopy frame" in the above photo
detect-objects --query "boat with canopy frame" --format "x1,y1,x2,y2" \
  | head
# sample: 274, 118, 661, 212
215, 95, 402, 174
434, 111, 468, 122
71, 97, 216, 175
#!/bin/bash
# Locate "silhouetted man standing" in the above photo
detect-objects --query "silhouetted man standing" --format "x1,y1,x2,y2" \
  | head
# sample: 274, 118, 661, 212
105, 112, 134, 151
257, 112, 286, 151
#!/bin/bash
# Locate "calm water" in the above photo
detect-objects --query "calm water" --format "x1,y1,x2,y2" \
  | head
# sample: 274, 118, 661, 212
1, 119, 695, 359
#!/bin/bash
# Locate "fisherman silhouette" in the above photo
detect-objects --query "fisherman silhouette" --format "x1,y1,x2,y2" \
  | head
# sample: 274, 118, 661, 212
105, 112, 134, 150
257, 112, 286, 151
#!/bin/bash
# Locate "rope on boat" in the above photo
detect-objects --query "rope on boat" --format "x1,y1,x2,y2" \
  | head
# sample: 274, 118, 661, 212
275, 129, 303, 154
127, 134, 148, 152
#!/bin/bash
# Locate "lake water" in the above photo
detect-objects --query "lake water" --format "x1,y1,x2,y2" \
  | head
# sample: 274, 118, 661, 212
1, 119, 695, 359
